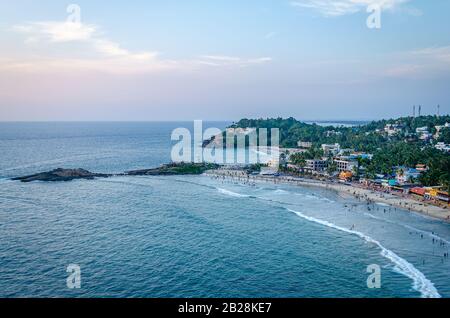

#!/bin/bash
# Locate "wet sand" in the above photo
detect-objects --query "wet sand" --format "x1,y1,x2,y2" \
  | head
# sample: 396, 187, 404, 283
205, 170, 450, 223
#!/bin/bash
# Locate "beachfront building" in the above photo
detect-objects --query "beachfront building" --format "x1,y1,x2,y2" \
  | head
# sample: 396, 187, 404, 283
334, 157, 358, 173
394, 166, 422, 184
321, 143, 340, 156
260, 166, 279, 176
305, 159, 328, 173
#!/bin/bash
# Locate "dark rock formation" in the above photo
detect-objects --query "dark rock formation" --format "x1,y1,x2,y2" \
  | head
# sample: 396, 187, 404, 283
126, 162, 219, 176
12, 168, 111, 183
12, 163, 220, 182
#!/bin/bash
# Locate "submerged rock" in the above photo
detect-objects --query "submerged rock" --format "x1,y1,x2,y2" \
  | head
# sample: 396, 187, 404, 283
12, 168, 110, 183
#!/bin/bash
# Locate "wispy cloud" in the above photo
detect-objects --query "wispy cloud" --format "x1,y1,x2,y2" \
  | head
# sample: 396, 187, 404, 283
198, 55, 272, 67
13, 21, 97, 42
383, 46, 450, 78
290, 0, 411, 17
13, 21, 160, 60
7, 20, 271, 74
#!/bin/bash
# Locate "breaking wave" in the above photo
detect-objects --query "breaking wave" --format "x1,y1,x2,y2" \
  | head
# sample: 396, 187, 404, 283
288, 208, 441, 298
217, 188, 251, 198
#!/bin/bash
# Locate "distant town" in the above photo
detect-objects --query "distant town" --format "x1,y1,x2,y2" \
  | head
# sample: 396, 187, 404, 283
223, 114, 450, 207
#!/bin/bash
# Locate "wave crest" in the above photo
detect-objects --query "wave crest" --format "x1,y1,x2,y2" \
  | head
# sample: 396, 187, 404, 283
288, 208, 441, 298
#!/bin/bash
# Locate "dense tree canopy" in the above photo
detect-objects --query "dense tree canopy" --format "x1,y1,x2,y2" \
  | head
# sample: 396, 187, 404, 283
231, 115, 450, 191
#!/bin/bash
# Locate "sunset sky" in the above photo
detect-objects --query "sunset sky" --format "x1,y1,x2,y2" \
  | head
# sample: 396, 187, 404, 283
1, 0, 449, 121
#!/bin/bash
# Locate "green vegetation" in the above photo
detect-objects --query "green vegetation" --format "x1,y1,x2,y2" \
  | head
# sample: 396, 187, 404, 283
160, 162, 219, 174
127, 162, 219, 176
231, 115, 450, 151
231, 116, 450, 191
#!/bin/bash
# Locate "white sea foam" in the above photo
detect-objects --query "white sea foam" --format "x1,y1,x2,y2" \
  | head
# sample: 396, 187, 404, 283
217, 188, 250, 198
288, 208, 441, 298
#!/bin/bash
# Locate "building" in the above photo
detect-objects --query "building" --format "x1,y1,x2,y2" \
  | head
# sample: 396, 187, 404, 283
305, 159, 327, 172
334, 157, 358, 173
321, 143, 341, 156
297, 141, 313, 149
325, 130, 342, 137
384, 124, 403, 136
416, 126, 429, 134
415, 164, 428, 172
394, 166, 421, 184
435, 123, 450, 138
349, 152, 373, 160
415, 126, 432, 141
260, 166, 279, 176
419, 132, 433, 141
435, 142, 450, 153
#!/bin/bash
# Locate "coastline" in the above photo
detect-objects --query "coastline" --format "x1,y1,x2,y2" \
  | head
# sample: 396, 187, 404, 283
204, 170, 450, 223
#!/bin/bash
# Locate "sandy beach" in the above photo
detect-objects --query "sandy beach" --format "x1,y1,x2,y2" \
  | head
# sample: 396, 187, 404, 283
205, 170, 450, 223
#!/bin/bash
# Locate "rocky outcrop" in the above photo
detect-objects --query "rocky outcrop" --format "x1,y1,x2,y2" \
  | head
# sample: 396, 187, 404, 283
12, 168, 111, 182
126, 162, 219, 176
12, 163, 220, 182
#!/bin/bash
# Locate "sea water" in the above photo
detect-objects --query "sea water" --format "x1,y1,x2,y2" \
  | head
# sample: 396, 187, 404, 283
0, 122, 449, 298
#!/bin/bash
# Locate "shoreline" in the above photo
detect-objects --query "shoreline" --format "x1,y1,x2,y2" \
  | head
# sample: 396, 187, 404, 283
204, 170, 450, 223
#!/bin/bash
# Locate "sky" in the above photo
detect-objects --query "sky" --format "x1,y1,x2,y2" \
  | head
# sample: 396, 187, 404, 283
0, 0, 449, 121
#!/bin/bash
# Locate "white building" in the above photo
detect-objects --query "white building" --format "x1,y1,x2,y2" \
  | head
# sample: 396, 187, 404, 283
419, 132, 433, 141
416, 126, 429, 134
415, 126, 433, 141
297, 141, 313, 149
322, 143, 341, 156
435, 142, 450, 153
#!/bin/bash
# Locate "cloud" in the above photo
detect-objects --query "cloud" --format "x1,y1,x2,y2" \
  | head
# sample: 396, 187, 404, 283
198, 55, 272, 67
13, 21, 97, 42
383, 46, 450, 78
290, 0, 411, 16
410, 46, 450, 64
13, 21, 159, 59
8, 20, 271, 74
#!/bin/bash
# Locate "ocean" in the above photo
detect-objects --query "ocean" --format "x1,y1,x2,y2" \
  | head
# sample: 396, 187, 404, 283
0, 122, 449, 298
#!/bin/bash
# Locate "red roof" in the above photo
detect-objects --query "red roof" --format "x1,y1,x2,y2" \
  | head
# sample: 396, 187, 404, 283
410, 187, 426, 196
